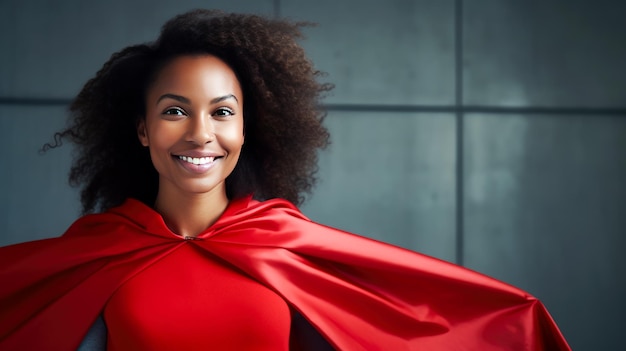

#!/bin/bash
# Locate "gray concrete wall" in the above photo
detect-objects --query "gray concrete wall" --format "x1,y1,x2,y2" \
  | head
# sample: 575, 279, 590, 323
1, 1, 625, 349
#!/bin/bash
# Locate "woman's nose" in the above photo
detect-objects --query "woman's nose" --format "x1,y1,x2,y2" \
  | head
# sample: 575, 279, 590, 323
186, 114, 215, 144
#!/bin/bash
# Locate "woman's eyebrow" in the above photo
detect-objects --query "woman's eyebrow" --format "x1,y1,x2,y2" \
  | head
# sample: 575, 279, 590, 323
211, 94, 239, 104
156, 93, 238, 105
156, 93, 190, 105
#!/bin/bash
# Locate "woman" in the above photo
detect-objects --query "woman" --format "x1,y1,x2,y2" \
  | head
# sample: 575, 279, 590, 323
0, 9, 570, 350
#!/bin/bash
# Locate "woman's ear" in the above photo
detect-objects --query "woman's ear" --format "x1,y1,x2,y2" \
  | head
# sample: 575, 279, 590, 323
137, 119, 149, 147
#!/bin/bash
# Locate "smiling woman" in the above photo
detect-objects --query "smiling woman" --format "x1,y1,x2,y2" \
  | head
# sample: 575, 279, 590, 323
0, 9, 570, 351
138, 55, 246, 237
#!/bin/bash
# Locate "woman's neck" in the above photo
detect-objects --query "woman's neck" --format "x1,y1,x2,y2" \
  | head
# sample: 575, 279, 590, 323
153, 186, 229, 238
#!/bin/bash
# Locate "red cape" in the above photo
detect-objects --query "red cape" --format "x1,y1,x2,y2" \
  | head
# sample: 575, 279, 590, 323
0, 196, 570, 350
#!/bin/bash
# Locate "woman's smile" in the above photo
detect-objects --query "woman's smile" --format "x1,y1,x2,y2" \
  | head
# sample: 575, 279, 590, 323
173, 153, 221, 174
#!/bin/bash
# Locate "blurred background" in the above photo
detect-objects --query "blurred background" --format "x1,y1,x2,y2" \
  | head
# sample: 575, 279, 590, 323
1, 0, 624, 349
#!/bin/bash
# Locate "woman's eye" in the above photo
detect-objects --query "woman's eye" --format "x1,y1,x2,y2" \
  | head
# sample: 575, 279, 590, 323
214, 108, 234, 117
163, 107, 186, 116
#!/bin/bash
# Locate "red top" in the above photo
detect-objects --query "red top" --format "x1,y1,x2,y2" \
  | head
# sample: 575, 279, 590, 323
104, 243, 290, 350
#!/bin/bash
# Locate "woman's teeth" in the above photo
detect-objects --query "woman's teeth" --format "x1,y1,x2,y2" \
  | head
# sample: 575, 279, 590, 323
177, 156, 215, 165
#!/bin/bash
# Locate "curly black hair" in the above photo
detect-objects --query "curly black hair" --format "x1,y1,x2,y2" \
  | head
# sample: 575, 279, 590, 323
45, 9, 332, 214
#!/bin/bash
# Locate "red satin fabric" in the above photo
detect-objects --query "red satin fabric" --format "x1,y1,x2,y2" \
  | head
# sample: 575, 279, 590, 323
0, 196, 571, 350
104, 243, 291, 350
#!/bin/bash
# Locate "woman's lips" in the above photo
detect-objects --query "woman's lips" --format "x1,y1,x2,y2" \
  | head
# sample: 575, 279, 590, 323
178, 155, 215, 165
173, 155, 219, 173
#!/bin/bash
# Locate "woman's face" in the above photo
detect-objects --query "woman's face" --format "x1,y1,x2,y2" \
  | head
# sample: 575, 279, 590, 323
138, 55, 244, 198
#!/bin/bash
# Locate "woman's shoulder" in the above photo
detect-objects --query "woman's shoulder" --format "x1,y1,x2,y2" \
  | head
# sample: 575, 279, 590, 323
62, 198, 156, 238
